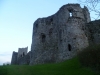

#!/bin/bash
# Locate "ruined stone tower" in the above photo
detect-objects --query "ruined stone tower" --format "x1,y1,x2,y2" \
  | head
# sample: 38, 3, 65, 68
30, 4, 91, 65
11, 47, 29, 65
17, 47, 28, 58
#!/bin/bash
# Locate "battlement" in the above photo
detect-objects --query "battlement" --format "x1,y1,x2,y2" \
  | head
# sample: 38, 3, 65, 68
17, 47, 28, 58
11, 46, 29, 65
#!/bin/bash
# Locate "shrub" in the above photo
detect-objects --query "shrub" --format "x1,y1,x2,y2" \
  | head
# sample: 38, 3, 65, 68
78, 44, 100, 71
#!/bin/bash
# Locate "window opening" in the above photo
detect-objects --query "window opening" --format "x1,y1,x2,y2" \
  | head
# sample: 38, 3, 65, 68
36, 24, 38, 28
49, 28, 53, 36
59, 30, 62, 42
69, 9, 72, 17
68, 44, 71, 51
20, 55, 22, 57
23, 52, 25, 56
70, 12, 72, 17
50, 18, 53, 22
57, 47, 58, 49
41, 33, 46, 42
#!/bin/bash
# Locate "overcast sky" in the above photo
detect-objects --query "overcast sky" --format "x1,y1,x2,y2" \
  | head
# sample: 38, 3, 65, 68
0, 0, 98, 65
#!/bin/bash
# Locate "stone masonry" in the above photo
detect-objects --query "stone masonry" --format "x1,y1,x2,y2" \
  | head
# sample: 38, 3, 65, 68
11, 51, 18, 65
11, 3, 100, 65
30, 4, 91, 65
17, 47, 28, 58
11, 47, 29, 65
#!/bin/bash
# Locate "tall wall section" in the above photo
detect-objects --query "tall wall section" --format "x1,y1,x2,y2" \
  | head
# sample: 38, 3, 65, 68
86, 20, 100, 44
11, 51, 18, 65
30, 4, 91, 65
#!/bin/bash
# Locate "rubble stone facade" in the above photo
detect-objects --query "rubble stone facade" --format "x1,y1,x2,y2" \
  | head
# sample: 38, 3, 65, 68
11, 4, 100, 65
11, 47, 29, 65
30, 4, 91, 65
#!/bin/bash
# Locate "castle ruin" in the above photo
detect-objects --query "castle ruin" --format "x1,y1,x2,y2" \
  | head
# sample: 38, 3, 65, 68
30, 4, 91, 65
11, 47, 30, 65
11, 4, 100, 65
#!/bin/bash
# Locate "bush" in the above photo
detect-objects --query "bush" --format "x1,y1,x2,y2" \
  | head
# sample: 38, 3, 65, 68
78, 44, 100, 71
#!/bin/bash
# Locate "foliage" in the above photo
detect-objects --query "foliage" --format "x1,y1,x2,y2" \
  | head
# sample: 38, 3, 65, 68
0, 57, 96, 75
78, 44, 100, 72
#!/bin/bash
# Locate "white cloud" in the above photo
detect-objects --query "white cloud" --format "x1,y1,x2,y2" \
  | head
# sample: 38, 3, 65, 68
0, 52, 12, 65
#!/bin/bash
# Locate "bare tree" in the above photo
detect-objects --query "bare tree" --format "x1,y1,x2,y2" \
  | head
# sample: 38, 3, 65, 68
78, 0, 100, 20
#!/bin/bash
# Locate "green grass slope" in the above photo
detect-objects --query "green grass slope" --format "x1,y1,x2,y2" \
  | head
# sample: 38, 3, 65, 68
0, 57, 96, 75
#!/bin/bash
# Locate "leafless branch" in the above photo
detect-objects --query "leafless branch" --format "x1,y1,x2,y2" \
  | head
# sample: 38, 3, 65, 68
78, 0, 100, 20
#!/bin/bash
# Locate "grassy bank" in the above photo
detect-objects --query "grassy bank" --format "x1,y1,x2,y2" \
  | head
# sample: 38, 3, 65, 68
0, 57, 96, 75
78, 44, 100, 71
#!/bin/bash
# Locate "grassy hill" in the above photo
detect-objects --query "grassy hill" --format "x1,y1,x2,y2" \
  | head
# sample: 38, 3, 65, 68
0, 57, 97, 75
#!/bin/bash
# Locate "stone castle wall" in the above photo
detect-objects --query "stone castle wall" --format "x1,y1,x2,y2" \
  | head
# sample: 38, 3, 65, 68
11, 51, 18, 65
30, 4, 91, 65
11, 47, 29, 65
11, 4, 100, 65
17, 51, 31, 65
86, 20, 100, 44
17, 47, 28, 58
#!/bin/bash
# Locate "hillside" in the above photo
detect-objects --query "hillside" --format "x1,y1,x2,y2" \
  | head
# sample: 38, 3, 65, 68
0, 57, 97, 75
